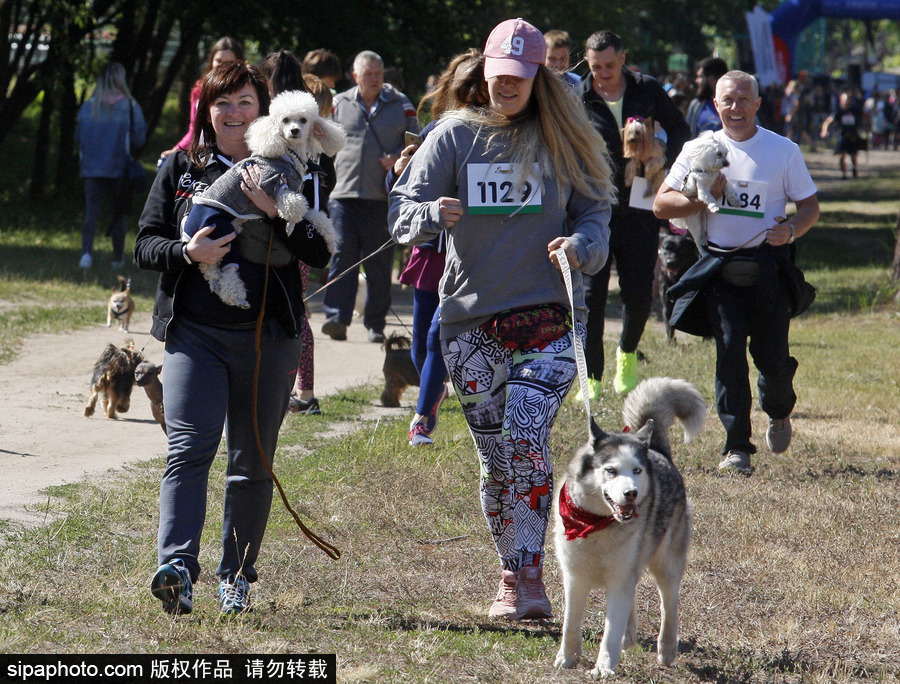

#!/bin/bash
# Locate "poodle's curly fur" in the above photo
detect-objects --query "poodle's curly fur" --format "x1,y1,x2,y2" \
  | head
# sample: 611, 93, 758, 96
191, 90, 345, 308
245, 89, 345, 249
671, 131, 741, 248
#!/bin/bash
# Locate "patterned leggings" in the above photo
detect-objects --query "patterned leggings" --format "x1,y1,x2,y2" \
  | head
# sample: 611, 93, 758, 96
441, 325, 579, 572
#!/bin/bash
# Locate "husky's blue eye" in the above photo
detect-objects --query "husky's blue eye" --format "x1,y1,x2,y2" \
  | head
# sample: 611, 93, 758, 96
605, 466, 617, 477
633, 468, 642, 475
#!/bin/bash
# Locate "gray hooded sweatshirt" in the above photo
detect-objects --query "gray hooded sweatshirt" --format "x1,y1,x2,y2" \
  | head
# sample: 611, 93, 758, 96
389, 117, 610, 340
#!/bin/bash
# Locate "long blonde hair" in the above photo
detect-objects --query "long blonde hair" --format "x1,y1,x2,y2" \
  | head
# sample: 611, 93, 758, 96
450, 65, 614, 206
90, 62, 132, 119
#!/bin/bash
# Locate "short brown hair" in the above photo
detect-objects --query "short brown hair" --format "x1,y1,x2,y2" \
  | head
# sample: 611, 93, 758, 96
544, 29, 572, 50
585, 30, 624, 54
189, 61, 270, 165
302, 49, 342, 81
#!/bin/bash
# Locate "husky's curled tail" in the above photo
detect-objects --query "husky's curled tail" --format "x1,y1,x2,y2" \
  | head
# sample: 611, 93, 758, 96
622, 377, 706, 458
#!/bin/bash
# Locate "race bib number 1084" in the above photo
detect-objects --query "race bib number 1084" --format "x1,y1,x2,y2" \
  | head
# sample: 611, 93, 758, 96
466, 163, 542, 215
715, 179, 767, 219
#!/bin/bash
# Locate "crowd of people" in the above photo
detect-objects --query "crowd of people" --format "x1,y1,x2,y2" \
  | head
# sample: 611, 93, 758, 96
69, 20, 855, 621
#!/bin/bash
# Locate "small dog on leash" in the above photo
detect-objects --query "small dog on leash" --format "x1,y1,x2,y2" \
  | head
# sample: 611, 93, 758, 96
107, 275, 134, 332
658, 232, 699, 343
671, 131, 741, 248
554, 377, 704, 679
84, 339, 143, 420
623, 116, 667, 198
380, 333, 420, 408
182, 90, 345, 308
135, 360, 165, 433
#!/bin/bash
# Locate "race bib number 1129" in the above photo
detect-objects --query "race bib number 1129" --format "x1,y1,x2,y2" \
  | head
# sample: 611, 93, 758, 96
466, 163, 542, 215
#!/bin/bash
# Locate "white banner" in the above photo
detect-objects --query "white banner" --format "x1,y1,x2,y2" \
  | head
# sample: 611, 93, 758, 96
745, 5, 781, 87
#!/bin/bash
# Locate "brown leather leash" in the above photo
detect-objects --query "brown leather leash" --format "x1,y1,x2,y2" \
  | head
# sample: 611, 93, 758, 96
253, 226, 341, 560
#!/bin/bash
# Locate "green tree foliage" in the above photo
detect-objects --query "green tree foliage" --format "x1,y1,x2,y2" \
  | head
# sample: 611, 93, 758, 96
4, 0, 898, 196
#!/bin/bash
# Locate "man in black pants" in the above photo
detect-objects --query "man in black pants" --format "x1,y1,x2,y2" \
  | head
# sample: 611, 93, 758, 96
579, 30, 690, 397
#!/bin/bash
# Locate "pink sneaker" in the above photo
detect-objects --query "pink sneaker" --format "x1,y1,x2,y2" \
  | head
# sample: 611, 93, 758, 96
408, 421, 434, 446
488, 570, 518, 619
515, 566, 552, 619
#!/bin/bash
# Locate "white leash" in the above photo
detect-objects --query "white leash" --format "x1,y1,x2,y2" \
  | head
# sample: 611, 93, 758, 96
552, 247, 593, 439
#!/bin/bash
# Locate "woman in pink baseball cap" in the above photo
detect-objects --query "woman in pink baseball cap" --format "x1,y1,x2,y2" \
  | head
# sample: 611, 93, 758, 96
390, 18, 614, 621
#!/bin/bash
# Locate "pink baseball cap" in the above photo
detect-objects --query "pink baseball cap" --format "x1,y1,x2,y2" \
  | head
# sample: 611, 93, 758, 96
483, 18, 546, 80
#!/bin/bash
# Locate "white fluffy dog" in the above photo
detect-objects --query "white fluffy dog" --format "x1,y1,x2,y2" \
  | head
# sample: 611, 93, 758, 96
183, 90, 345, 307
671, 131, 740, 248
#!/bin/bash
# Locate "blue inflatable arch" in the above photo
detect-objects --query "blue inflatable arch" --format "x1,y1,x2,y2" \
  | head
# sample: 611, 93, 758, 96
772, 0, 900, 77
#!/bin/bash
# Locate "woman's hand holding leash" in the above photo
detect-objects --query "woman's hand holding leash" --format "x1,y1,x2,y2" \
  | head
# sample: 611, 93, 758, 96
548, 237, 580, 271
438, 196, 463, 228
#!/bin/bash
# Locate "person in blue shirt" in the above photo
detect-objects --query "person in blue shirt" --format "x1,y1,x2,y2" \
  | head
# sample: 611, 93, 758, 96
544, 29, 582, 89
686, 57, 728, 138
76, 62, 146, 269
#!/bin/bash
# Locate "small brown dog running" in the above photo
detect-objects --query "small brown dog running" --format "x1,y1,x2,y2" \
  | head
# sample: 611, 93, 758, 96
380, 333, 420, 408
107, 275, 134, 332
623, 116, 667, 198
84, 339, 143, 419
135, 360, 165, 433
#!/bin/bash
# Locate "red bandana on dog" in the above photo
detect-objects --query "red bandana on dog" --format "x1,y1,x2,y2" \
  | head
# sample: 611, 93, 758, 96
559, 481, 616, 540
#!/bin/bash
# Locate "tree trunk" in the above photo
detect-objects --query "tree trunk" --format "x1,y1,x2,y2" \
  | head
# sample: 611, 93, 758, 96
56, 73, 79, 191
29, 84, 54, 199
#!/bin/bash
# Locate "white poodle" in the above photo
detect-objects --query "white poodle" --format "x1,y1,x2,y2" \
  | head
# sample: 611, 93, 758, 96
671, 131, 740, 249
182, 90, 345, 308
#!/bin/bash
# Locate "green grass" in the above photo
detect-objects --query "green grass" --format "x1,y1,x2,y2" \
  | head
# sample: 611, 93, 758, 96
1, 126, 900, 680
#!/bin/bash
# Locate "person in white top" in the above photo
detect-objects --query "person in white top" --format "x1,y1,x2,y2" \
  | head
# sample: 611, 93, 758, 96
653, 70, 820, 476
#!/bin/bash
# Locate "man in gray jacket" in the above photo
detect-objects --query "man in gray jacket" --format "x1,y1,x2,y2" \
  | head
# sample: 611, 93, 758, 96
321, 50, 420, 342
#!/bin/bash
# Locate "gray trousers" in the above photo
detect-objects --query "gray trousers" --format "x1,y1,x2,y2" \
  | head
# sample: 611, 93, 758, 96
159, 317, 299, 583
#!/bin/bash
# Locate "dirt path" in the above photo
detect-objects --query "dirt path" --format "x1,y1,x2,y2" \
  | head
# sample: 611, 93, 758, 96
0, 284, 415, 527
2, 148, 897, 527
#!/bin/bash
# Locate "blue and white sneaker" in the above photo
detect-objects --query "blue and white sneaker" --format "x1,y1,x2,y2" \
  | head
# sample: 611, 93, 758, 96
151, 559, 193, 615
219, 574, 252, 615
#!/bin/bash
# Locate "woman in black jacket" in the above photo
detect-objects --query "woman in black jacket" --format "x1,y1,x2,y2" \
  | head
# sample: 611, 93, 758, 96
134, 61, 331, 616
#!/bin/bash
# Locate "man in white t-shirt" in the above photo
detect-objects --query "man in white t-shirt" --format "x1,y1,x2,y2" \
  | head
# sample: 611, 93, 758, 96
653, 70, 820, 476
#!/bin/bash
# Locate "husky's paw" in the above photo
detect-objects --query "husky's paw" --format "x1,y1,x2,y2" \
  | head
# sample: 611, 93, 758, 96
553, 651, 579, 669
658, 651, 677, 667
589, 665, 616, 679
707, 202, 720, 213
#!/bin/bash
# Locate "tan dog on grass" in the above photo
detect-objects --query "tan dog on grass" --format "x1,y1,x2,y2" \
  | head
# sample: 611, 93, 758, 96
107, 275, 134, 332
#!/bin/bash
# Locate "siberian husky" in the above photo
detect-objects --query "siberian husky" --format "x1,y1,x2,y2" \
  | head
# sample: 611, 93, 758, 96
553, 377, 705, 678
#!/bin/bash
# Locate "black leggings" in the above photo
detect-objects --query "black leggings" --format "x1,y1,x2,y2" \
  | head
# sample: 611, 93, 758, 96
582, 210, 661, 380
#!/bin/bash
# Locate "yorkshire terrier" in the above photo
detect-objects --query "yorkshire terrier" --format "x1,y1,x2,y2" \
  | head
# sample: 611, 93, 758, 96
380, 333, 420, 408
623, 116, 667, 198
84, 339, 143, 420
135, 360, 165, 433
107, 275, 134, 332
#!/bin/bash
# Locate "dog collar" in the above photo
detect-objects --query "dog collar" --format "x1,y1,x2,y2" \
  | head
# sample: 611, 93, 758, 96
559, 481, 616, 541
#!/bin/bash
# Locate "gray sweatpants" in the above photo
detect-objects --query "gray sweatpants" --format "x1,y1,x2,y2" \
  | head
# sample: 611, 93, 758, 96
158, 317, 299, 583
